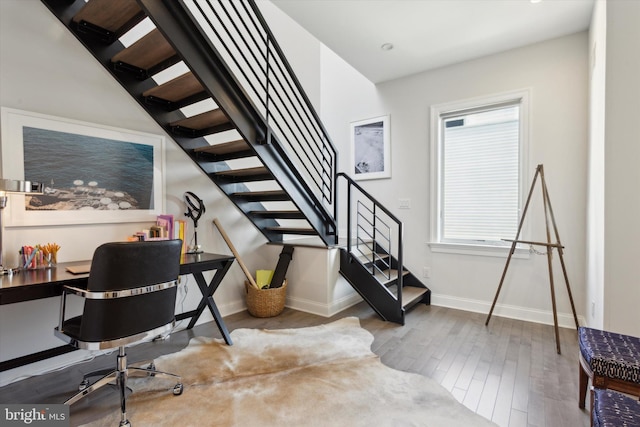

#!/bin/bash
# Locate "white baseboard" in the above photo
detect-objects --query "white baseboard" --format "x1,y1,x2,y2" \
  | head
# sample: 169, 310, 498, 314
186, 291, 364, 325
218, 300, 247, 318
431, 293, 586, 328
285, 292, 362, 318
327, 292, 363, 317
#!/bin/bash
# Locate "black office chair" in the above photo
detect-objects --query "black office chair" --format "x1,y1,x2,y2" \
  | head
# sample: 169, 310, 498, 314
55, 240, 184, 427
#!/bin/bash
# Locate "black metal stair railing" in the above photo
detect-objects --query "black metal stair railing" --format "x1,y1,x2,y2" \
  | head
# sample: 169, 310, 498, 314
181, 0, 337, 216
338, 173, 404, 308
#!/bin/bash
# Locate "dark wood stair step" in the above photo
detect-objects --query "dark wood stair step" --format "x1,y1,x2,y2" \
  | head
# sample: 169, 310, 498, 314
230, 190, 290, 202
72, 0, 145, 38
195, 139, 249, 155
214, 166, 272, 182
111, 29, 176, 71
249, 210, 305, 219
194, 140, 253, 161
265, 227, 317, 235
169, 109, 232, 135
142, 72, 205, 103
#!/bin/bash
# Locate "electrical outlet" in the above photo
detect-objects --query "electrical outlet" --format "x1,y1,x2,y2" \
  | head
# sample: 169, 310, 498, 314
591, 301, 596, 317
399, 198, 411, 209
423, 267, 431, 278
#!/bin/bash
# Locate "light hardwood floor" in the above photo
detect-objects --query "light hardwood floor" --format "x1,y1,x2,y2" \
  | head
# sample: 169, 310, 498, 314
0, 302, 590, 427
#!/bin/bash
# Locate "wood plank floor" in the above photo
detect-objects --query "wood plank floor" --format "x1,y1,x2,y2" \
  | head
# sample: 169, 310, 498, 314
0, 303, 590, 427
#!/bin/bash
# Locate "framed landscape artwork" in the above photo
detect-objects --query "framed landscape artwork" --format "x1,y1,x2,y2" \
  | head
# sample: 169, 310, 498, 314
350, 115, 390, 180
0, 108, 165, 226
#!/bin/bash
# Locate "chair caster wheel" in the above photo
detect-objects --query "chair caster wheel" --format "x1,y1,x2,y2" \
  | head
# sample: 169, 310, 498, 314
173, 383, 183, 396
147, 362, 156, 377
78, 379, 90, 391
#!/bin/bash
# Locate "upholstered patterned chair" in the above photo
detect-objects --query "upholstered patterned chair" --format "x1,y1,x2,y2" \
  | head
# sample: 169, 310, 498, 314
592, 389, 640, 427
578, 327, 640, 410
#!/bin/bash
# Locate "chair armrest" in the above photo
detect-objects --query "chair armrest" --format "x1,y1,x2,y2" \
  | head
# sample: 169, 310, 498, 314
62, 285, 88, 296
57, 287, 73, 332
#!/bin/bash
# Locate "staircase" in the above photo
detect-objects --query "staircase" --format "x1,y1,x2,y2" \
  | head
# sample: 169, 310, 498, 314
40, 0, 430, 324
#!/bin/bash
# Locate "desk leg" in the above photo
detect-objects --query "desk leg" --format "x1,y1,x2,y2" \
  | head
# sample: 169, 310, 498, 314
186, 260, 233, 345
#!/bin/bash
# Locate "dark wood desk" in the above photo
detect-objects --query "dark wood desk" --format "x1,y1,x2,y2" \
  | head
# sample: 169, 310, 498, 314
0, 252, 235, 372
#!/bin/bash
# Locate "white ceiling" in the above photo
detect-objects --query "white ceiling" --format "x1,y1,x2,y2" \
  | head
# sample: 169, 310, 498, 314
271, 0, 595, 83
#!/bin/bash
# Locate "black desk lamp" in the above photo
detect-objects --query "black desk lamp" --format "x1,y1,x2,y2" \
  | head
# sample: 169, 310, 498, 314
184, 191, 205, 254
0, 179, 44, 274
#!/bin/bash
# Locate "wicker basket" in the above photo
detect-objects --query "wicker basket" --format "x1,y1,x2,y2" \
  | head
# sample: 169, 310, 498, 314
245, 279, 287, 318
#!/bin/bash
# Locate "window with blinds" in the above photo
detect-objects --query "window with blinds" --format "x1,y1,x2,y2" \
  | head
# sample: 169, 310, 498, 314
431, 92, 528, 248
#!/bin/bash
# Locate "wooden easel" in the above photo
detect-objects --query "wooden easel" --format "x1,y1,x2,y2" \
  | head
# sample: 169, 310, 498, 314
485, 164, 579, 354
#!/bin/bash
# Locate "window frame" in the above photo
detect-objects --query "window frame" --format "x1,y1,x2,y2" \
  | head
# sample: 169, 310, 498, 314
429, 89, 531, 257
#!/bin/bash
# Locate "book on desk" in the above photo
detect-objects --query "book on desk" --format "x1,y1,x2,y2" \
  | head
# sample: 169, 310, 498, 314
65, 264, 91, 274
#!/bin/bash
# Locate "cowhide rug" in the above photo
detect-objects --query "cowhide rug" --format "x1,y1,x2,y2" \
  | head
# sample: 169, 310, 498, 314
81, 317, 497, 426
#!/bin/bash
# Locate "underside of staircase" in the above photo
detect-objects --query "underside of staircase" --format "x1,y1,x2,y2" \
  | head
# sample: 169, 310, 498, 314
41, 0, 430, 324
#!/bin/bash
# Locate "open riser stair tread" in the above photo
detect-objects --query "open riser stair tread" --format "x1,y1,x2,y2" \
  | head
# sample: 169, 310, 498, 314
231, 190, 290, 202
194, 140, 255, 162
249, 210, 305, 219
213, 167, 273, 184
142, 72, 205, 104
265, 227, 317, 235
72, 0, 145, 37
111, 29, 176, 71
195, 140, 251, 155
169, 109, 230, 132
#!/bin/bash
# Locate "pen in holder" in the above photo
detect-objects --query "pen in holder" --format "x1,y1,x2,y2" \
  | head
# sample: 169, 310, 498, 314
42, 242, 59, 267
20, 243, 60, 269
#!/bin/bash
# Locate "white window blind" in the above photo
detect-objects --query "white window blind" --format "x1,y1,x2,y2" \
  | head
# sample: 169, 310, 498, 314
440, 103, 520, 244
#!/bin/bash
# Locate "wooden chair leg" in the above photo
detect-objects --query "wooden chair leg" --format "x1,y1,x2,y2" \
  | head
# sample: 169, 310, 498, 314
589, 387, 595, 427
579, 361, 589, 409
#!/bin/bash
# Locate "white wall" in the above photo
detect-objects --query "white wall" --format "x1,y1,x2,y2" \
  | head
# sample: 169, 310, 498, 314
319, 32, 589, 327
570, 0, 640, 337
257, 0, 322, 110
602, 0, 640, 336
586, 0, 606, 329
